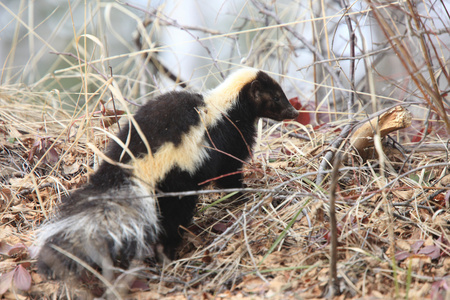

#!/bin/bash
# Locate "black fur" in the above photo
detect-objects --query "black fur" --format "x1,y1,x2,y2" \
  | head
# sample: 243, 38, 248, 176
90, 91, 205, 189
37, 69, 298, 292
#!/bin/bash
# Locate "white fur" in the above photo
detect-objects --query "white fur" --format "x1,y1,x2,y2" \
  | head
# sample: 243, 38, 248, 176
131, 68, 259, 191
37, 68, 262, 282
203, 68, 259, 127
132, 122, 210, 190
37, 181, 159, 260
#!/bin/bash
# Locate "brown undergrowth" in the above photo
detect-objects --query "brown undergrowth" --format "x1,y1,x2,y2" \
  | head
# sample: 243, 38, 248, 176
1, 0, 450, 299
1, 83, 449, 299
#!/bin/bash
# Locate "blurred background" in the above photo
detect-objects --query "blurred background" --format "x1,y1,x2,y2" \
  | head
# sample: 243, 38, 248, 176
1, 0, 449, 127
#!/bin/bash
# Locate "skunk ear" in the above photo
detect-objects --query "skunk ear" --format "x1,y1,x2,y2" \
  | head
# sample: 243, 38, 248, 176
251, 80, 261, 100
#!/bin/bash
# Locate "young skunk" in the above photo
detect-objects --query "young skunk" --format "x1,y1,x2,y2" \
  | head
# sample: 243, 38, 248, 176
37, 68, 298, 293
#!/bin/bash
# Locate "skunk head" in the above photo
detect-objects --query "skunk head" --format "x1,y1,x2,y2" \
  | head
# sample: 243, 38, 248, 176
250, 71, 298, 121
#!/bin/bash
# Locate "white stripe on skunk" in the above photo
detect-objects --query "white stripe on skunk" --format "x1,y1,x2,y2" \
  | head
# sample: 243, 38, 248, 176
36, 68, 298, 297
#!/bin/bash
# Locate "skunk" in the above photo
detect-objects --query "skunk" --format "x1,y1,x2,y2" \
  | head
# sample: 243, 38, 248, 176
37, 68, 298, 292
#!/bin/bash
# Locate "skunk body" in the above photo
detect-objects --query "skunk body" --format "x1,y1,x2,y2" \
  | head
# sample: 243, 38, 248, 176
37, 68, 298, 290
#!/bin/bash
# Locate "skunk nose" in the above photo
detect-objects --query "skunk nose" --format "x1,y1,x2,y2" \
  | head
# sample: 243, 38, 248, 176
283, 107, 299, 120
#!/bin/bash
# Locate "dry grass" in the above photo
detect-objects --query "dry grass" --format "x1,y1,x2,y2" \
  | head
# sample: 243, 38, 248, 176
1, 0, 450, 299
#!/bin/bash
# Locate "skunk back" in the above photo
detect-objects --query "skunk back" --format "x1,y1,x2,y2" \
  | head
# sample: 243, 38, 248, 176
37, 68, 298, 293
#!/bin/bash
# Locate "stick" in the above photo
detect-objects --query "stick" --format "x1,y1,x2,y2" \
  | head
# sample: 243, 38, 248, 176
350, 106, 412, 159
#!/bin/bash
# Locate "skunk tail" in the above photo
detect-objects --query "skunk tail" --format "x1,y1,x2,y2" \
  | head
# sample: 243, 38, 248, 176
36, 180, 159, 283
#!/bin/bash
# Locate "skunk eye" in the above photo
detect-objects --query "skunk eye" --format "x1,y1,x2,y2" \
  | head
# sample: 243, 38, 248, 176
274, 96, 280, 102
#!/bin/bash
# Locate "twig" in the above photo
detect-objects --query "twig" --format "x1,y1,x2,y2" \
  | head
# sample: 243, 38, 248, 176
297, 46, 392, 72
265, 119, 311, 141
125, 2, 225, 79
367, 0, 450, 132
317, 0, 358, 186
328, 153, 342, 298
50, 51, 107, 80
109, 67, 121, 131
241, 205, 268, 283
316, 123, 355, 185
403, 143, 450, 153
358, 162, 450, 204
49, 51, 141, 107
139, 8, 224, 35
250, 0, 347, 98
340, 0, 356, 115
208, 193, 274, 255
133, 20, 188, 88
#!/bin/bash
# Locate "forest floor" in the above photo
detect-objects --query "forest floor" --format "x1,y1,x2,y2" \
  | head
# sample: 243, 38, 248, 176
3, 0, 450, 297
1, 85, 449, 300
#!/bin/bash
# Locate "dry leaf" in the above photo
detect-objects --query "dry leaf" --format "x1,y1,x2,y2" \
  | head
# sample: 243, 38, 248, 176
62, 161, 81, 175
13, 265, 31, 291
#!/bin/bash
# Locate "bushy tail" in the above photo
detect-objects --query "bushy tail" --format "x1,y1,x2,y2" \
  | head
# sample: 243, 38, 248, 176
36, 181, 159, 283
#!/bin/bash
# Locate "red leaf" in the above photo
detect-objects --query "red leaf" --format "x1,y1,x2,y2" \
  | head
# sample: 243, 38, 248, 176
46, 147, 60, 164
432, 193, 446, 207
0, 270, 14, 294
101, 109, 125, 128
7, 244, 28, 257
430, 279, 449, 300
418, 245, 440, 260
13, 265, 31, 291
289, 97, 302, 110
202, 250, 213, 263
28, 137, 59, 165
411, 240, 424, 254
412, 124, 433, 143
394, 251, 411, 261
436, 235, 450, 256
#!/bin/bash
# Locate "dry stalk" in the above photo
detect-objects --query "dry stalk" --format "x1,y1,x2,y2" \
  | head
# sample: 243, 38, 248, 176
2, 1, 450, 299
350, 106, 412, 158
316, 0, 358, 186
367, 0, 450, 132
327, 154, 341, 298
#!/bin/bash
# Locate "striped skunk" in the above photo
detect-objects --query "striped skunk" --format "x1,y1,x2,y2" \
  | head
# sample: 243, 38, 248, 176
37, 68, 298, 293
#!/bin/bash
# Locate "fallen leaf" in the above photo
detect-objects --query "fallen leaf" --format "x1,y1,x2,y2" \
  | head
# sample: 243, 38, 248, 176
130, 279, 149, 291
404, 255, 432, 271
212, 222, 229, 233
13, 265, 31, 291
411, 240, 424, 253
395, 251, 411, 261
438, 174, 450, 187
269, 275, 286, 293
0, 270, 14, 295
430, 279, 449, 300
0, 241, 13, 256
62, 161, 81, 175
7, 244, 28, 257
392, 189, 415, 200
